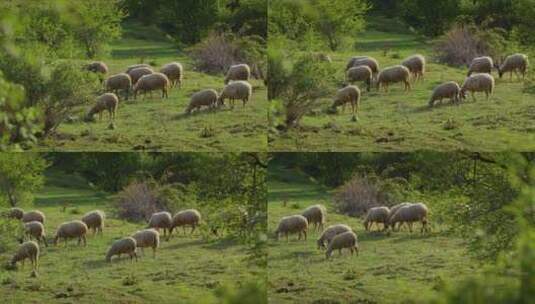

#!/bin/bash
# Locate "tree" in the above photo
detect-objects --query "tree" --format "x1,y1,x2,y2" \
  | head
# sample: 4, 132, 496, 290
0, 153, 47, 207
400, 0, 461, 37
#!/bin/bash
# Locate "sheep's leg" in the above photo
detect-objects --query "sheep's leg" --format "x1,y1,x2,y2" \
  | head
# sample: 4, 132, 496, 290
22, 259, 25, 269
183, 226, 187, 235
285, 233, 289, 243
408, 222, 413, 233
338, 249, 342, 256
471, 92, 476, 102
83, 235, 87, 246
303, 230, 307, 241
190, 224, 196, 235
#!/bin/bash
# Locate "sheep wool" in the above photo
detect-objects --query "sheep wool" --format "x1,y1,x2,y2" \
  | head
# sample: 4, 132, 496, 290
497, 53, 528, 80
363, 207, 390, 231
131, 229, 160, 258
185, 89, 219, 114
133, 72, 170, 100
22, 210, 45, 224
87, 93, 119, 122
24, 221, 47, 247
376, 65, 411, 92
346, 66, 372, 91
81, 210, 105, 235
326, 231, 359, 259
8, 207, 24, 220
106, 237, 137, 262
54, 220, 88, 246
11, 241, 39, 271
467, 56, 493, 76
460, 73, 494, 102
224, 64, 251, 84
160, 62, 184, 88
170, 209, 201, 236
317, 224, 352, 249
218, 80, 252, 107
148, 211, 173, 238
301, 204, 327, 232
401, 54, 425, 82
389, 202, 429, 233
428, 81, 461, 107
275, 215, 308, 241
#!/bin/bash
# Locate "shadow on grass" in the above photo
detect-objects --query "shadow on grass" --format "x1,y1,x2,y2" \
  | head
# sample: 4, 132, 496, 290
164, 239, 205, 250
83, 258, 109, 269
202, 238, 241, 251
268, 249, 316, 262
389, 232, 436, 243
173, 107, 230, 120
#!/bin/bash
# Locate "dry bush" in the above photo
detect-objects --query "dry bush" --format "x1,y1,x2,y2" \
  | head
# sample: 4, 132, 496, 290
114, 181, 162, 222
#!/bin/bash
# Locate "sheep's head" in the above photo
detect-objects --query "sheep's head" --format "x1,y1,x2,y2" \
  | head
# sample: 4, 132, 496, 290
217, 96, 225, 106
317, 239, 325, 250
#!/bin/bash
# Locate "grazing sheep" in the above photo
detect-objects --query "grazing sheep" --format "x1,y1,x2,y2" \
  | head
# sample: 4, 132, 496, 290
346, 66, 372, 92
160, 62, 184, 88
106, 237, 137, 263
86, 93, 119, 122
11, 241, 39, 271
376, 65, 411, 92
7, 207, 24, 220
131, 229, 160, 258
496, 53, 529, 80
348, 57, 380, 81
104, 73, 131, 100
185, 89, 218, 114
24, 221, 47, 247
128, 67, 154, 85
389, 202, 429, 233
126, 63, 152, 73
170, 209, 201, 237
460, 73, 495, 102
147, 211, 172, 239
387, 202, 412, 231
428, 81, 461, 107
54, 220, 88, 246
467, 56, 493, 77
325, 231, 359, 259
22, 210, 45, 224
363, 207, 390, 231
317, 224, 352, 249
218, 80, 252, 107
301, 204, 327, 232
86, 61, 108, 74
401, 54, 426, 82
224, 64, 251, 84
81, 210, 105, 235
331, 85, 361, 119
133, 72, 170, 100
275, 215, 308, 242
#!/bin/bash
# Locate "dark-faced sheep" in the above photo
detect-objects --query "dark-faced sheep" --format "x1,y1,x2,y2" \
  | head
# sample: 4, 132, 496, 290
106, 237, 137, 262
86, 61, 108, 74
128, 67, 154, 85
495, 53, 529, 80
317, 224, 352, 250
346, 66, 372, 92
363, 207, 390, 231
460, 73, 494, 102
133, 72, 170, 100
22, 210, 45, 224
54, 220, 88, 246
170, 209, 201, 237
185, 89, 218, 114
81, 210, 105, 235
389, 202, 429, 233
148, 211, 172, 239
104, 73, 131, 100
224, 64, 251, 84
23, 221, 47, 247
160, 62, 183, 88
376, 65, 411, 92
401, 54, 425, 82
7, 207, 24, 220
467, 56, 493, 77
428, 81, 461, 107
131, 229, 160, 258
325, 231, 359, 259
86, 93, 119, 122
11, 241, 39, 272
301, 204, 326, 232
331, 85, 361, 120
218, 80, 252, 107
275, 215, 308, 242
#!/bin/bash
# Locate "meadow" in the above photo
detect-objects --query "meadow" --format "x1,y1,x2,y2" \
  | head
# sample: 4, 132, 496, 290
267, 164, 480, 304
0, 169, 264, 304
269, 18, 535, 152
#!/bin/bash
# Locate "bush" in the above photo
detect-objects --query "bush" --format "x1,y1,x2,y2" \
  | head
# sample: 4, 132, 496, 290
266, 41, 289, 100
400, 0, 461, 37
0, 218, 23, 254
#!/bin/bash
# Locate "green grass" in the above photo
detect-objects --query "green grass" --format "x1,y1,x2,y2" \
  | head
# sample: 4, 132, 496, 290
34, 23, 267, 152
269, 24, 535, 151
0, 170, 264, 303
267, 164, 480, 303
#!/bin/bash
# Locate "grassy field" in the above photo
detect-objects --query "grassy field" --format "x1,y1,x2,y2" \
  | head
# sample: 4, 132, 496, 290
0, 169, 264, 304
267, 163, 480, 304
35, 23, 268, 152
269, 18, 535, 151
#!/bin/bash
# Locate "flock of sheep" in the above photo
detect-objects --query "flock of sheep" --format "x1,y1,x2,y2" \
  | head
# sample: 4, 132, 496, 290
274, 202, 429, 259
4, 207, 201, 275
84, 61, 254, 123
326, 52, 529, 119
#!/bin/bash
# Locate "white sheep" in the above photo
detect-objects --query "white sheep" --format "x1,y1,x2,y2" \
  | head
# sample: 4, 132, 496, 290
148, 211, 172, 239
346, 66, 372, 92
460, 73, 494, 102
317, 224, 352, 249
22, 210, 45, 224
467, 56, 493, 76
346, 57, 379, 80
133, 72, 170, 100
185, 89, 219, 114
389, 202, 429, 233
224, 64, 251, 84
81, 210, 105, 235
24, 221, 47, 247
131, 229, 160, 258
376, 65, 411, 92
170, 209, 201, 237
496, 53, 529, 80
401, 54, 426, 82
54, 220, 88, 246
331, 85, 361, 120
160, 62, 184, 88
87, 61, 108, 74
128, 66, 154, 85
106, 237, 137, 262
325, 231, 359, 259
86, 93, 119, 122
126, 64, 152, 74
275, 215, 308, 242
428, 81, 461, 107
104, 73, 132, 100
7, 207, 24, 220
301, 204, 326, 232
363, 207, 390, 231
218, 80, 252, 107
11, 241, 39, 271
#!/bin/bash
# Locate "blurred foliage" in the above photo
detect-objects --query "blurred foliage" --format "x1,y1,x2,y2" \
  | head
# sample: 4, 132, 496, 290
400, 0, 461, 37
0, 153, 47, 207
0, 218, 24, 254
213, 281, 267, 304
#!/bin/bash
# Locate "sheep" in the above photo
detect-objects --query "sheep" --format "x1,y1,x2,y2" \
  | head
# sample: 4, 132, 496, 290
11, 241, 39, 271
147, 211, 172, 239
495, 53, 529, 80
22, 210, 45, 224
325, 231, 359, 259
301, 204, 326, 232
86, 93, 119, 122
133, 72, 170, 100
317, 224, 352, 250
275, 215, 308, 242
347, 57, 380, 81
54, 220, 88, 246
224, 64, 251, 84
387, 202, 412, 231
131, 229, 160, 258
128, 67, 154, 85
460, 73, 495, 102
126, 63, 152, 73
363, 207, 390, 231
170, 209, 201, 237
389, 202, 429, 233
376, 65, 411, 92
467, 56, 493, 77
331, 85, 361, 120
7, 207, 24, 220
86, 61, 108, 74
160, 62, 184, 88
218, 80, 252, 107
23, 221, 47, 247
81, 210, 105, 235
105, 237, 137, 263
185, 89, 219, 114
346, 66, 372, 92
428, 81, 461, 107
104, 73, 131, 100
401, 54, 425, 82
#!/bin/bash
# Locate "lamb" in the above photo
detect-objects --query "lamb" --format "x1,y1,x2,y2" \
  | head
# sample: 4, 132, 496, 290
24, 221, 47, 247
160, 62, 184, 88
11, 241, 39, 271
54, 220, 88, 246
128, 67, 154, 85
86, 93, 119, 122
389, 202, 429, 233
325, 231, 359, 259
125, 63, 152, 73
346, 66, 372, 92
185, 89, 219, 114
376, 65, 411, 92
170, 209, 201, 237
218, 80, 252, 107
401, 54, 425, 82
81, 210, 105, 235
363, 207, 390, 231
467, 56, 493, 77
131, 229, 160, 258
7, 207, 24, 220
224, 64, 251, 84
301, 204, 326, 232
460, 73, 495, 102
105, 237, 137, 262
275, 215, 308, 241
495, 53, 529, 80
316, 224, 352, 249
22, 210, 45, 224
428, 81, 461, 107
104, 73, 132, 100
133, 72, 170, 100
147, 211, 172, 239
86, 61, 108, 74
331, 85, 361, 119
